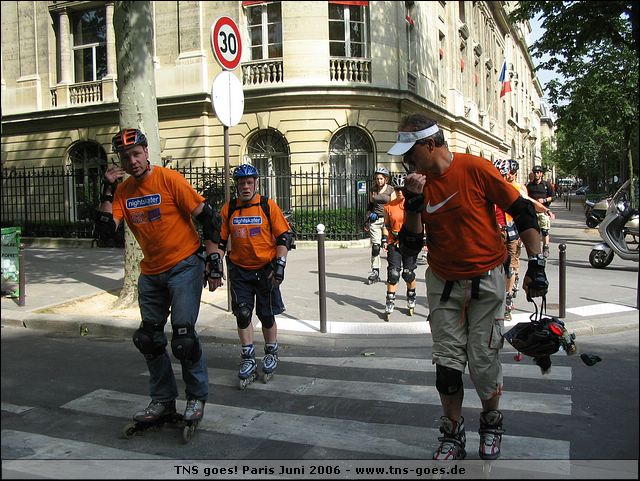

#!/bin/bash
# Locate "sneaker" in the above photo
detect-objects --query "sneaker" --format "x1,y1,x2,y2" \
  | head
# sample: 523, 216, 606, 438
184, 398, 205, 422
133, 400, 176, 423
543, 245, 550, 258
433, 416, 466, 460
478, 410, 504, 460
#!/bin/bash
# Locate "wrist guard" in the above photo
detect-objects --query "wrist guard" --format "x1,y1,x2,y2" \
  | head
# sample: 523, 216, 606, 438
402, 188, 425, 213
272, 256, 286, 282
205, 253, 224, 279
397, 226, 423, 257
100, 193, 114, 203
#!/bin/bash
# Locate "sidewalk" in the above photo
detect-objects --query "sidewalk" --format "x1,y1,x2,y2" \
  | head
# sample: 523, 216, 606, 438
2, 196, 638, 348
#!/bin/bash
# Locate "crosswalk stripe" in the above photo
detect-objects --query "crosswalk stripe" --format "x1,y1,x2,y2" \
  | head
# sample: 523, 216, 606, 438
1, 429, 166, 459
1, 403, 34, 414
279, 356, 573, 381
194, 367, 571, 415
62, 389, 570, 460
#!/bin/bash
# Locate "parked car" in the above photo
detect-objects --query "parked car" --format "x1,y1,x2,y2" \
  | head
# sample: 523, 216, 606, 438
575, 186, 589, 195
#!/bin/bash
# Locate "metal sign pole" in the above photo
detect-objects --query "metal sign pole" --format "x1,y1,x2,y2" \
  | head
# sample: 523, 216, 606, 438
224, 125, 232, 313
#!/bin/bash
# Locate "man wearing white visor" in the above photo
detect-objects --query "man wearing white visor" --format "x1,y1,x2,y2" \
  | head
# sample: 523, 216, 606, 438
387, 113, 549, 461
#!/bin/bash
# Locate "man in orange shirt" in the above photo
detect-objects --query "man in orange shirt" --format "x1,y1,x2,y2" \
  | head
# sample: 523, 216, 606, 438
208, 164, 293, 389
388, 113, 548, 461
96, 128, 220, 434
382, 175, 418, 321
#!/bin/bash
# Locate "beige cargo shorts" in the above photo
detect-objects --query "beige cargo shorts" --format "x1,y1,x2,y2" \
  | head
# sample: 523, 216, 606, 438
426, 265, 506, 400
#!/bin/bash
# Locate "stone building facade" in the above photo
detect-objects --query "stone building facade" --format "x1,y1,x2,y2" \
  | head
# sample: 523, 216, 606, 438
1, 1, 547, 208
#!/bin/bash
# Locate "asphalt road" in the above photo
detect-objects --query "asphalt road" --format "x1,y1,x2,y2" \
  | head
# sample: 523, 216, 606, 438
1, 326, 637, 479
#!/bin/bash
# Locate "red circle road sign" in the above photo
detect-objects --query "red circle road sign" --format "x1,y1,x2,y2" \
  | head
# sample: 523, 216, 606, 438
210, 16, 242, 71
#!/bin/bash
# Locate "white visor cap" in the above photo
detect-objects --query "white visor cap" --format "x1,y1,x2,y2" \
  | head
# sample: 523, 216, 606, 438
387, 125, 439, 156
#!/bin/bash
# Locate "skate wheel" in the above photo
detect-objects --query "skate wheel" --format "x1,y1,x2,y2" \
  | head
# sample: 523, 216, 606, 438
239, 373, 256, 390
121, 422, 137, 439
384, 313, 391, 322
263, 372, 273, 384
182, 423, 196, 444
408, 308, 414, 316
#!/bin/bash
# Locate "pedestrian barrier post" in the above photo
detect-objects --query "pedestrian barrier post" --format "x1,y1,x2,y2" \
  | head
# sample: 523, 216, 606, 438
558, 243, 566, 318
317, 224, 327, 333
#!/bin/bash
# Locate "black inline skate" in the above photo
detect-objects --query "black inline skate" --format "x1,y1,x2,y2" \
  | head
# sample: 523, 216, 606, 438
238, 344, 258, 390
384, 292, 395, 321
407, 288, 416, 316
367, 268, 380, 285
262, 342, 279, 383
121, 400, 183, 440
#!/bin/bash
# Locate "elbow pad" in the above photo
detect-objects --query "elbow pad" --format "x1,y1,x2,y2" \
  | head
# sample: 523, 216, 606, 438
94, 211, 116, 241
506, 196, 539, 233
276, 231, 295, 250
195, 203, 221, 243
398, 226, 424, 257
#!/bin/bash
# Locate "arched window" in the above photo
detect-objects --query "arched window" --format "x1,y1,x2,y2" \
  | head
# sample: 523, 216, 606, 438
67, 141, 107, 221
245, 128, 291, 210
329, 126, 373, 208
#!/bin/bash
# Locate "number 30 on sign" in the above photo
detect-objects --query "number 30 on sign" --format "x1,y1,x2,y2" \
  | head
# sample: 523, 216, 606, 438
211, 16, 243, 71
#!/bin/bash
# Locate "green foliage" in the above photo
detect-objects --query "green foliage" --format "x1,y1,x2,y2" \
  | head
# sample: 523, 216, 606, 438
292, 208, 367, 241
511, 1, 639, 190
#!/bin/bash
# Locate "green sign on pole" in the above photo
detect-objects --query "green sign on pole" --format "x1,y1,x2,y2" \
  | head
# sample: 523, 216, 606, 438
1, 227, 21, 298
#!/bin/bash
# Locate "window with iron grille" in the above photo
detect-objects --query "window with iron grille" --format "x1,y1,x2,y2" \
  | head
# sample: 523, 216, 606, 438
68, 142, 108, 222
246, 129, 291, 210
329, 127, 372, 208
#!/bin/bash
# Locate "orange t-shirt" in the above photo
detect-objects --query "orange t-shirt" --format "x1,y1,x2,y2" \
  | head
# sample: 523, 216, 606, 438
220, 194, 290, 270
384, 198, 405, 244
112, 166, 204, 275
420, 153, 519, 280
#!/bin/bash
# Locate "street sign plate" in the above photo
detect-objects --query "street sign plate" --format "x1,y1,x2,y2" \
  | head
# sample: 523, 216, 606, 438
211, 71, 244, 127
211, 16, 242, 71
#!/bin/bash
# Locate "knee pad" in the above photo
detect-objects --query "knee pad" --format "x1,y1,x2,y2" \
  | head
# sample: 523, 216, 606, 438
235, 303, 253, 329
257, 314, 276, 329
401, 268, 416, 284
541, 229, 549, 237
371, 243, 381, 257
133, 322, 166, 360
171, 326, 202, 362
387, 268, 401, 285
435, 364, 463, 395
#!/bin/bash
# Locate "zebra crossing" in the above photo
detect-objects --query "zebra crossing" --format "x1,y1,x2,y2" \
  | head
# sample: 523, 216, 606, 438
3, 351, 575, 473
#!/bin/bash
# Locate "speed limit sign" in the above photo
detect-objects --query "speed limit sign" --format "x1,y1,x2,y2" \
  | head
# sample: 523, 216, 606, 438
211, 16, 242, 70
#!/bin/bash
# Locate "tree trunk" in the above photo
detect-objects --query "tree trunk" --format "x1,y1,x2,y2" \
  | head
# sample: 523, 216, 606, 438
112, 1, 160, 309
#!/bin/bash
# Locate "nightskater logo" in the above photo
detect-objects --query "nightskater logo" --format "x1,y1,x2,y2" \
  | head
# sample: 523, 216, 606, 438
127, 194, 161, 210
232, 216, 263, 225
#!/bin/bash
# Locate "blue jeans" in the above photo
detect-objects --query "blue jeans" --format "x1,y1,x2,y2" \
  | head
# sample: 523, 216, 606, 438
137, 253, 208, 402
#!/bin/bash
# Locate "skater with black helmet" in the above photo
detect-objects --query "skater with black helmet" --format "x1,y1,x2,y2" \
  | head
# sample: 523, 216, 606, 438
365, 166, 396, 284
97, 128, 220, 442
208, 164, 293, 389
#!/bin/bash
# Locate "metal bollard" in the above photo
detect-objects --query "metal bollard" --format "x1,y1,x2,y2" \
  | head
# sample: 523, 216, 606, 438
558, 243, 566, 318
19, 243, 25, 307
317, 223, 327, 333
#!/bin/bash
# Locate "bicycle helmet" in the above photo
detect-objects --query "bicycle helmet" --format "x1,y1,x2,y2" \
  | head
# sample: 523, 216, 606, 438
374, 166, 390, 177
233, 164, 259, 179
508, 159, 519, 173
494, 159, 510, 176
391, 174, 405, 189
503, 318, 564, 358
112, 128, 148, 153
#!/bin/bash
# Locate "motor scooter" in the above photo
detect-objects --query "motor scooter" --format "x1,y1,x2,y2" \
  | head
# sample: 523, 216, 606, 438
589, 180, 639, 268
584, 196, 610, 228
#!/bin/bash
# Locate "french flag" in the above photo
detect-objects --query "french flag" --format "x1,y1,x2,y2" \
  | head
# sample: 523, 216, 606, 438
499, 61, 512, 97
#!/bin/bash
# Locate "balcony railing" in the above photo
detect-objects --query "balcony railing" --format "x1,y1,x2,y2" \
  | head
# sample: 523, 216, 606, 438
70, 81, 103, 105
330, 57, 371, 83
242, 59, 284, 86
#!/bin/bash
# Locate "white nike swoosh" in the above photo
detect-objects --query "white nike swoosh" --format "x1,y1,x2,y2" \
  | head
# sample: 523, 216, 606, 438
425, 192, 459, 214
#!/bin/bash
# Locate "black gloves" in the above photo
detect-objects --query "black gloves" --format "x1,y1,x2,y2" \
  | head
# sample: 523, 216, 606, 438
525, 254, 549, 301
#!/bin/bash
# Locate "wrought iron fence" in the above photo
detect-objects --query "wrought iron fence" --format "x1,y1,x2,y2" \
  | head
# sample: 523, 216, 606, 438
1, 164, 376, 243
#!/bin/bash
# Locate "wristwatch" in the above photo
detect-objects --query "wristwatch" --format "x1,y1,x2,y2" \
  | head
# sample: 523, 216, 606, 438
529, 253, 546, 267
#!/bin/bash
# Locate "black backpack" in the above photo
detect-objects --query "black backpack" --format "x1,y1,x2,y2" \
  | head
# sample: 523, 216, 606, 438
227, 195, 272, 233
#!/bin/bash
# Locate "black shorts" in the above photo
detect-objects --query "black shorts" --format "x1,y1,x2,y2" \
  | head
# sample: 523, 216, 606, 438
227, 260, 285, 318
386, 244, 418, 272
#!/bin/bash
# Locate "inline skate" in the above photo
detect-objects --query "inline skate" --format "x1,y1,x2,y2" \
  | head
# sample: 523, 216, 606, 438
262, 342, 279, 383
407, 288, 416, 316
504, 294, 513, 321
511, 272, 520, 298
384, 292, 395, 322
238, 344, 258, 390
122, 400, 183, 439
181, 398, 204, 443
367, 268, 380, 285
